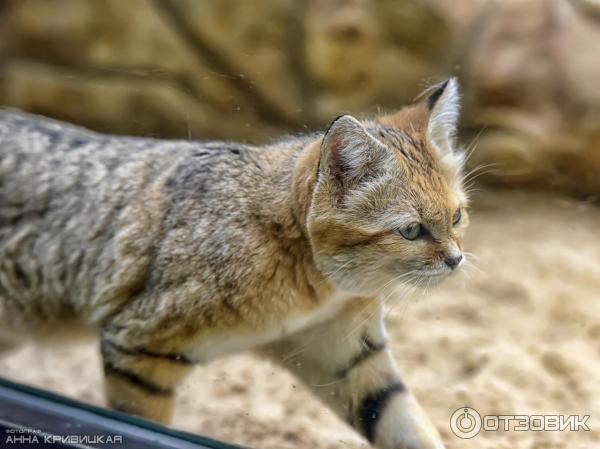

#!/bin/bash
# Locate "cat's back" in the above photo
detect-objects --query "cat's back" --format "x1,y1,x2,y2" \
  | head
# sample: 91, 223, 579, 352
0, 110, 303, 327
0, 110, 262, 225
0, 109, 181, 191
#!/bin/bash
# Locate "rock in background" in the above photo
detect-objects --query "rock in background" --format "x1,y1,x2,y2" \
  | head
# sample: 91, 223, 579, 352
1, 0, 599, 198
0, 0, 454, 140
462, 0, 600, 200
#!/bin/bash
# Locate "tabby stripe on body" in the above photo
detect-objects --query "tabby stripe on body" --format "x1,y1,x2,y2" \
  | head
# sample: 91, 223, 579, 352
337, 336, 386, 378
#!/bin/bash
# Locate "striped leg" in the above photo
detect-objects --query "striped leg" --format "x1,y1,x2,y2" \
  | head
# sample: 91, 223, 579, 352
262, 298, 445, 449
100, 329, 194, 423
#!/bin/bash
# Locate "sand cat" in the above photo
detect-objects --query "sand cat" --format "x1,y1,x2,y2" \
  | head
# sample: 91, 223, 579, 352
0, 79, 467, 449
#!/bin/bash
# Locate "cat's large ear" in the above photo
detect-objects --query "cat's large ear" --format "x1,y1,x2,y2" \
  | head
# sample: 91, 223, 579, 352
319, 115, 389, 188
425, 78, 460, 157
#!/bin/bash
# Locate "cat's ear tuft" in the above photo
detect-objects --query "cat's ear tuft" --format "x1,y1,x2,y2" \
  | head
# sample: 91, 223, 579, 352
426, 78, 460, 157
320, 115, 388, 188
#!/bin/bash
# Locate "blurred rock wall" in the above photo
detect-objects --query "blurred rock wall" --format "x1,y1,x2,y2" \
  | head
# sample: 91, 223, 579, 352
1, 0, 599, 199
462, 0, 600, 199
0, 0, 455, 140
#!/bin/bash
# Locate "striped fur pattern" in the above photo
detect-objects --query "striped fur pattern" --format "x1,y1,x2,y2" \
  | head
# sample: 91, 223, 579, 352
0, 79, 466, 449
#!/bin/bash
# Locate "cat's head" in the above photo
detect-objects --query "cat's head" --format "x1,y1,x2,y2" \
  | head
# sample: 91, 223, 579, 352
308, 78, 468, 295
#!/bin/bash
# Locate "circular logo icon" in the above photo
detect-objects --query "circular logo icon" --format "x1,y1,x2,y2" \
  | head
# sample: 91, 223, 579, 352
450, 407, 482, 439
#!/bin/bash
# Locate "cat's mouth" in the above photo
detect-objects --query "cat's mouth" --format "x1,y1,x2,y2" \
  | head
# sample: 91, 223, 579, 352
385, 263, 456, 288
409, 265, 459, 284
420, 268, 452, 277
402, 272, 448, 289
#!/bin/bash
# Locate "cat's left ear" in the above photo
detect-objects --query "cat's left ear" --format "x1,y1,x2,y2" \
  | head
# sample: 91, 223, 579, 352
425, 78, 460, 157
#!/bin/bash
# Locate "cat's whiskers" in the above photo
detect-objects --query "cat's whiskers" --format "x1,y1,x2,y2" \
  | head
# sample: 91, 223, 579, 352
344, 269, 419, 328
462, 127, 486, 163
385, 274, 425, 322
462, 161, 502, 179
463, 251, 480, 261
462, 252, 483, 275
461, 162, 504, 186
324, 258, 355, 279
309, 378, 346, 388
342, 272, 419, 341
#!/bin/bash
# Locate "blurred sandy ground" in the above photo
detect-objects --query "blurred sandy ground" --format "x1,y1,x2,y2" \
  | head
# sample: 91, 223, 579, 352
0, 190, 599, 449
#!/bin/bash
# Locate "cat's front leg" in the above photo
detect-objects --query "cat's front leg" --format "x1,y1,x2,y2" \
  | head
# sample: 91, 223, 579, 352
261, 298, 445, 449
368, 389, 445, 449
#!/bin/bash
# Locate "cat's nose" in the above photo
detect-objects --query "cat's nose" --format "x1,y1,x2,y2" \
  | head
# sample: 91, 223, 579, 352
444, 254, 463, 270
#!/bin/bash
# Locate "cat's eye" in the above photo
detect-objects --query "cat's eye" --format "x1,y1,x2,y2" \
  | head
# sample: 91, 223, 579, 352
452, 208, 462, 226
399, 222, 422, 240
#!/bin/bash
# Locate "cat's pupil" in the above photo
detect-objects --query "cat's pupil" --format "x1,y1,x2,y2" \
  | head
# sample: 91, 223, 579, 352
452, 208, 462, 226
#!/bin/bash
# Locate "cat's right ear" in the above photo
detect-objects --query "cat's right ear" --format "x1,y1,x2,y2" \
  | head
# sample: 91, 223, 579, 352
425, 78, 460, 157
319, 115, 389, 189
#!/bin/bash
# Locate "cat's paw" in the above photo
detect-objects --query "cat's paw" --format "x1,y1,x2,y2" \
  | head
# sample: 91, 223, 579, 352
374, 393, 446, 449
